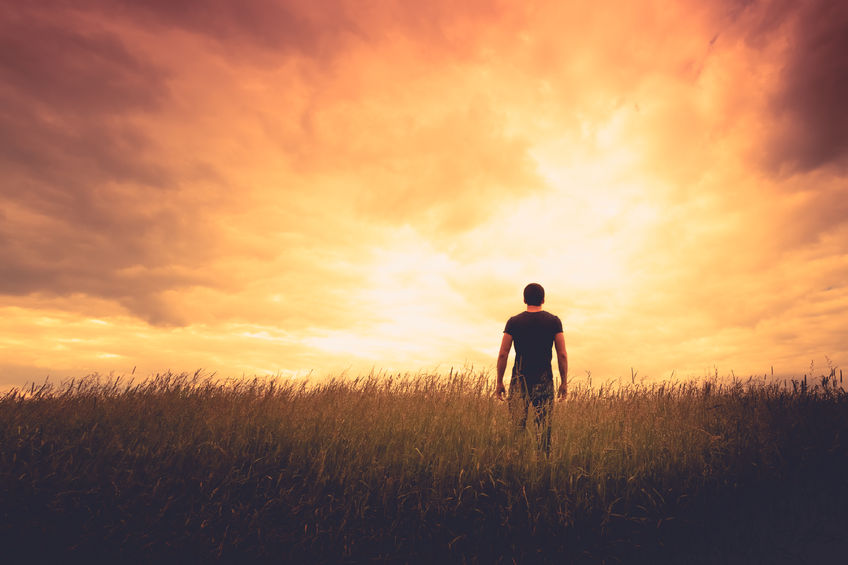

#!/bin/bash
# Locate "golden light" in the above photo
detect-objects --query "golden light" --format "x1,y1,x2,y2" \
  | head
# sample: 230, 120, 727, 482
2, 1, 846, 388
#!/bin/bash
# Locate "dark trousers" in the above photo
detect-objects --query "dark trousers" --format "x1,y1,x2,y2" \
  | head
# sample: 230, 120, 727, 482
508, 375, 554, 454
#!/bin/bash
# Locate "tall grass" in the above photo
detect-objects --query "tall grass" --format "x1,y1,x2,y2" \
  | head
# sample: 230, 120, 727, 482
1, 369, 847, 563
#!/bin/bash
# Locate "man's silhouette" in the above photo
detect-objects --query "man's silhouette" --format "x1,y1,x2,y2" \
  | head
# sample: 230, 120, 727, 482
496, 283, 568, 454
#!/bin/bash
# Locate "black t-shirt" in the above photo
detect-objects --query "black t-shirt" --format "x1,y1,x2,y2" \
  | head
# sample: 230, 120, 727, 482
504, 311, 563, 384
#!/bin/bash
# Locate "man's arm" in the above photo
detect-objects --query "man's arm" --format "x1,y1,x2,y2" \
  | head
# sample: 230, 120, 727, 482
495, 333, 512, 399
554, 332, 568, 398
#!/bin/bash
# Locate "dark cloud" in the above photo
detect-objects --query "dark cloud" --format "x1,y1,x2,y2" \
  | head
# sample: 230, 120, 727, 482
0, 10, 166, 112
768, 0, 848, 174
723, 0, 796, 46
0, 214, 209, 325
0, 5, 223, 325
27, 0, 513, 65
723, 0, 848, 175
103, 0, 360, 60
0, 8, 172, 192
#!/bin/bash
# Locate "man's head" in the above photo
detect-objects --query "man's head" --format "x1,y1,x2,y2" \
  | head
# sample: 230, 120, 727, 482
523, 283, 545, 306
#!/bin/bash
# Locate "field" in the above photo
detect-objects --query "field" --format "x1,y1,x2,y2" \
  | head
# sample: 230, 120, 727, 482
2, 369, 848, 564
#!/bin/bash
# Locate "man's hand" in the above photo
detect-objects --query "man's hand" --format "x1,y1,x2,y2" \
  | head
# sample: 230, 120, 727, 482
554, 333, 568, 401
496, 333, 512, 402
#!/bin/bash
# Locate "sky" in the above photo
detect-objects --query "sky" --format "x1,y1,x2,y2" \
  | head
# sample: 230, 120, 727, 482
1, 0, 847, 388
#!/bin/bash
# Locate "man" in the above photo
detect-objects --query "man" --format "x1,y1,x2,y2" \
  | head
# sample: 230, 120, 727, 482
496, 283, 568, 454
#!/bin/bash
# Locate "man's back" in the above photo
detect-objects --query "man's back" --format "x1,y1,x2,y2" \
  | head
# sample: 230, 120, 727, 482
504, 310, 562, 384
496, 284, 568, 454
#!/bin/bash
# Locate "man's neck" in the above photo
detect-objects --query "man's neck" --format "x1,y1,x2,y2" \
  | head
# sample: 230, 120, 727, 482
526, 305, 543, 312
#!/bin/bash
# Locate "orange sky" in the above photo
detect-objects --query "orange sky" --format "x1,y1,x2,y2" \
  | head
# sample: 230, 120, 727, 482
2, 0, 847, 388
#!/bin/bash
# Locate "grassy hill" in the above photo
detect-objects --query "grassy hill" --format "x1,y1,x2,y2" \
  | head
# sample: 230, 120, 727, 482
2, 370, 848, 563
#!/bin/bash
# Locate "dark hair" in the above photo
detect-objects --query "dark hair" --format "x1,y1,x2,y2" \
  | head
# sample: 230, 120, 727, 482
523, 283, 545, 306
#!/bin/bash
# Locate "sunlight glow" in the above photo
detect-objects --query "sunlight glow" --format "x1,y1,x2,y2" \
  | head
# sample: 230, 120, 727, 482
3, 1, 846, 386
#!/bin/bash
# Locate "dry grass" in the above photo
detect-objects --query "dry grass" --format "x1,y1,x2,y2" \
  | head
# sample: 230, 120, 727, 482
1, 369, 847, 563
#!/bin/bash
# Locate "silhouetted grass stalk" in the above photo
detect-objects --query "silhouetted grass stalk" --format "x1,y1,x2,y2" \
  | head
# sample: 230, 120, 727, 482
2, 369, 847, 563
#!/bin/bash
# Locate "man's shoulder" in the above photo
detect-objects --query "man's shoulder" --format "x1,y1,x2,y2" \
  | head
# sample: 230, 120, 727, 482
504, 313, 519, 334
542, 311, 564, 331
533, 310, 561, 323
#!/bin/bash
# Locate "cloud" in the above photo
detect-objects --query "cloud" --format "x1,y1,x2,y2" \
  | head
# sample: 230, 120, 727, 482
28, 0, 521, 65
1, 0, 846, 386
717, 0, 848, 175
769, 0, 848, 174
0, 5, 217, 325
315, 100, 544, 232
0, 0, 549, 327
0, 13, 173, 195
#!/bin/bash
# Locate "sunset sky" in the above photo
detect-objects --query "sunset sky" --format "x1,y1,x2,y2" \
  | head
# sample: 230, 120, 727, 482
2, 0, 847, 388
